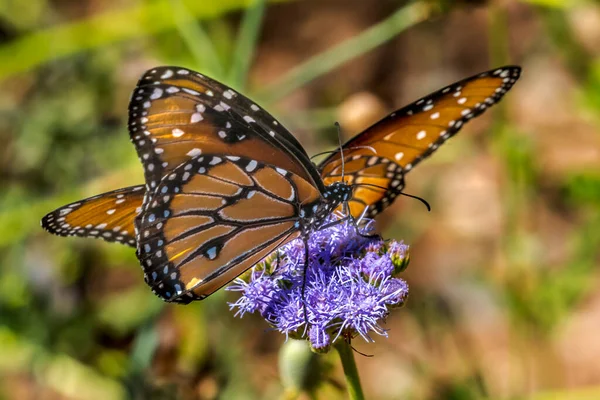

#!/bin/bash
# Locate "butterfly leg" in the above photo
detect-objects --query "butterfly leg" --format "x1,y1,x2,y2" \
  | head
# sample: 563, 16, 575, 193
315, 210, 379, 240
350, 204, 381, 240
317, 214, 352, 231
276, 249, 281, 271
352, 219, 381, 240
301, 236, 310, 326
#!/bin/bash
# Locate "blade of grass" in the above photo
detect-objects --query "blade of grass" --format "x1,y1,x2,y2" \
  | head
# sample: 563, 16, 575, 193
128, 322, 160, 376
228, 0, 267, 89
257, 2, 431, 103
0, 0, 259, 80
124, 322, 160, 397
522, 0, 573, 8
171, 0, 225, 79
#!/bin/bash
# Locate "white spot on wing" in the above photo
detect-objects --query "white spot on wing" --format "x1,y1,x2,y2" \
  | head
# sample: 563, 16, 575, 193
183, 88, 200, 95
187, 148, 202, 157
172, 128, 185, 137
160, 69, 173, 79
150, 88, 163, 100
246, 160, 258, 172
207, 247, 217, 259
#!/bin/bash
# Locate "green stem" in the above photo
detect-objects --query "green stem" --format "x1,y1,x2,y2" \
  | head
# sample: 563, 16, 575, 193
335, 341, 365, 400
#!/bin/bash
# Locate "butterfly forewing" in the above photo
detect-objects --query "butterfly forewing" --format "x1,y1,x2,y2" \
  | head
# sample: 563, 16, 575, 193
136, 155, 320, 303
128, 67, 323, 193
320, 66, 521, 217
41, 185, 145, 246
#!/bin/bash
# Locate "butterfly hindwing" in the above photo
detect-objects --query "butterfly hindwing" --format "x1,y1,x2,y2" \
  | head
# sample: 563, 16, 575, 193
41, 185, 145, 247
136, 155, 320, 303
320, 66, 521, 217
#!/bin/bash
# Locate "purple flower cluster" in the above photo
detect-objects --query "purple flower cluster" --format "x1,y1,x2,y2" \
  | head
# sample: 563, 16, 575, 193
228, 215, 410, 351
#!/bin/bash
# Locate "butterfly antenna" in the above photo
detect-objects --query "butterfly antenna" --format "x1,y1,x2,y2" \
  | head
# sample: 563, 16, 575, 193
351, 182, 431, 212
400, 192, 431, 212
334, 122, 345, 183
310, 145, 377, 160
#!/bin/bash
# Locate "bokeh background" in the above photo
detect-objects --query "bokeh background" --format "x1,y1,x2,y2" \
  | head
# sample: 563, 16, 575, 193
1, 0, 600, 399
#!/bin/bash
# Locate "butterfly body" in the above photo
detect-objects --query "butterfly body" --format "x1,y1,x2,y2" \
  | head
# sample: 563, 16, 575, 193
42, 65, 520, 302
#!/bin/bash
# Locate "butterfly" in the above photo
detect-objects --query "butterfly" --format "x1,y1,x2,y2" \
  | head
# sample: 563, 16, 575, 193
41, 65, 521, 303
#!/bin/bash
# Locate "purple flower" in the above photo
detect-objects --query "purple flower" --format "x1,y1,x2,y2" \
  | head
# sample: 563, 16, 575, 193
227, 214, 410, 352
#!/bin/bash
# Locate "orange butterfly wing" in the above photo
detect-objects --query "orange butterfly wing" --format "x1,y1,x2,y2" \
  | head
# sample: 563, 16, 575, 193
136, 155, 319, 303
128, 66, 323, 193
320, 66, 521, 217
41, 185, 145, 247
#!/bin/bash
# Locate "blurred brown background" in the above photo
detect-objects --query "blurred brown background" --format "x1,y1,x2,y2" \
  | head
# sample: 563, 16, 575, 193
1, 0, 600, 399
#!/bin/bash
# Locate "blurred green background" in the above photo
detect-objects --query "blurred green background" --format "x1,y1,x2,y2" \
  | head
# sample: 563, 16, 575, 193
1, 0, 600, 399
